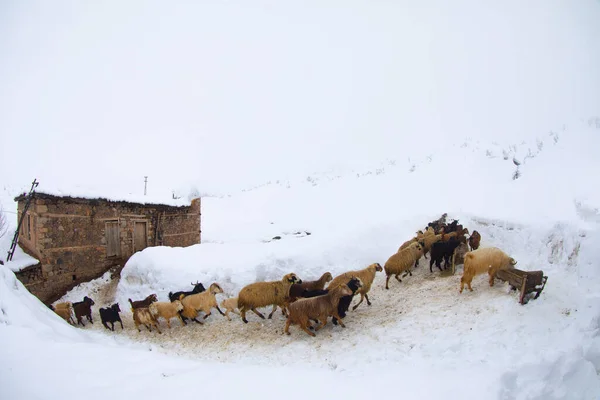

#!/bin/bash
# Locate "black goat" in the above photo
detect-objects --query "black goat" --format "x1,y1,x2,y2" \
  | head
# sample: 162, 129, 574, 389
429, 238, 461, 272
99, 303, 123, 331
332, 277, 362, 325
72, 296, 95, 326
168, 281, 206, 302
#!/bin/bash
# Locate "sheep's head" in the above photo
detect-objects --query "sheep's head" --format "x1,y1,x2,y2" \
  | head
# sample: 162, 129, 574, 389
84, 296, 95, 306
347, 277, 363, 293
283, 273, 301, 284
209, 283, 224, 295
322, 272, 333, 283
369, 263, 383, 272
509, 258, 517, 266
111, 303, 121, 313
147, 294, 158, 303
173, 300, 184, 312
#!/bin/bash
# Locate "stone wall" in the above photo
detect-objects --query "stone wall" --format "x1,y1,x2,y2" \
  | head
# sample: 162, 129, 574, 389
15, 193, 201, 304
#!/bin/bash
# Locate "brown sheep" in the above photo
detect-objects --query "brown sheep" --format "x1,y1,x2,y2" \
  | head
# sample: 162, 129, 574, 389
180, 283, 225, 321
132, 307, 161, 334
52, 302, 75, 325
149, 300, 185, 328
284, 285, 353, 337
469, 230, 481, 251
460, 247, 517, 293
398, 228, 433, 253
288, 272, 333, 303
297, 272, 332, 292
327, 263, 382, 310
383, 242, 424, 289
422, 234, 443, 259
220, 297, 240, 321
128, 294, 158, 309
238, 273, 302, 323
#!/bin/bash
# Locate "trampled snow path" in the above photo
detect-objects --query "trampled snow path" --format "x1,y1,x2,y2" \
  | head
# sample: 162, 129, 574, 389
64, 258, 579, 378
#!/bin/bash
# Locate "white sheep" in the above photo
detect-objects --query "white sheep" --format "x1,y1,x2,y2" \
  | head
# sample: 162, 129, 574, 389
460, 247, 517, 293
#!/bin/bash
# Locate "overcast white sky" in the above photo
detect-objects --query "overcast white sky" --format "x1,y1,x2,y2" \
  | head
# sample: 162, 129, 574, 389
1, 0, 599, 199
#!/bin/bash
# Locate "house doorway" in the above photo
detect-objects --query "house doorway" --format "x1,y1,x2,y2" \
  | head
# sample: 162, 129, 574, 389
134, 221, 148, 252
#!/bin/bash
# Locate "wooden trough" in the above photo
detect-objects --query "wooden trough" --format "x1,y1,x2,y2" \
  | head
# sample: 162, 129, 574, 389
494, 268, 548, 305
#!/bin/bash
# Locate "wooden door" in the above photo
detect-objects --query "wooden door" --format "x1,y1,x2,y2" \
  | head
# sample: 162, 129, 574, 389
105, 221, 120, 257
134, 221, 148, 252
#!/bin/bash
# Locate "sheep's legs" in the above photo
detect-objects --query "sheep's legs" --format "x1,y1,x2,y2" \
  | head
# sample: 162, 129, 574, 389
241, 307, 264, 323
203, 311, 211, 320
385, 275, 392, 290
395, 274, 403, 283
224, 310, 231, 321
352, 294, 366, 310
364, 293, 372, 306
215, 305, 225, 316
314, 317, 328, 331
267, 305, 278, 319
331, 311, 346, 328
459, 277, 473, 293
284, 318, 292, 335
118, 319, 124, 329
301, 322, 316, 337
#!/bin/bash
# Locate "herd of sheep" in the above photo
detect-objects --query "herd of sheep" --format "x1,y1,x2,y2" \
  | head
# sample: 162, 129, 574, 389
49, 214, 520, 337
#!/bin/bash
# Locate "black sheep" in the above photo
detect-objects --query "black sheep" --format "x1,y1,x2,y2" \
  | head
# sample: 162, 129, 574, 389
168, 282, 206, 302
99, 303, 123, 331
429, 238, 461, 272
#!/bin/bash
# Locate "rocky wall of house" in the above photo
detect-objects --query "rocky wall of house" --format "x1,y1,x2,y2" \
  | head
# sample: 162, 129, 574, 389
161, 198, 201, 247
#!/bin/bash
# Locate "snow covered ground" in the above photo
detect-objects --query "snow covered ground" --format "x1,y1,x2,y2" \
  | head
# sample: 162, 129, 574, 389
1, 121, 599, 399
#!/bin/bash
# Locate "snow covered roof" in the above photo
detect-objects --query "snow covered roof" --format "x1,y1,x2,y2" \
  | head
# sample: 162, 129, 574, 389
14, 190, 193, 208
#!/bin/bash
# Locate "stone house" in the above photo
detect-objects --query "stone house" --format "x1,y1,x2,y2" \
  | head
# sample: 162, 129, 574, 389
13, 192, 201, 304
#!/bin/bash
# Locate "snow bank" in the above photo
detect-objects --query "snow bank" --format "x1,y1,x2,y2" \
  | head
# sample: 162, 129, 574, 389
1, 263, 498, 400
113, 216, 600, 398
